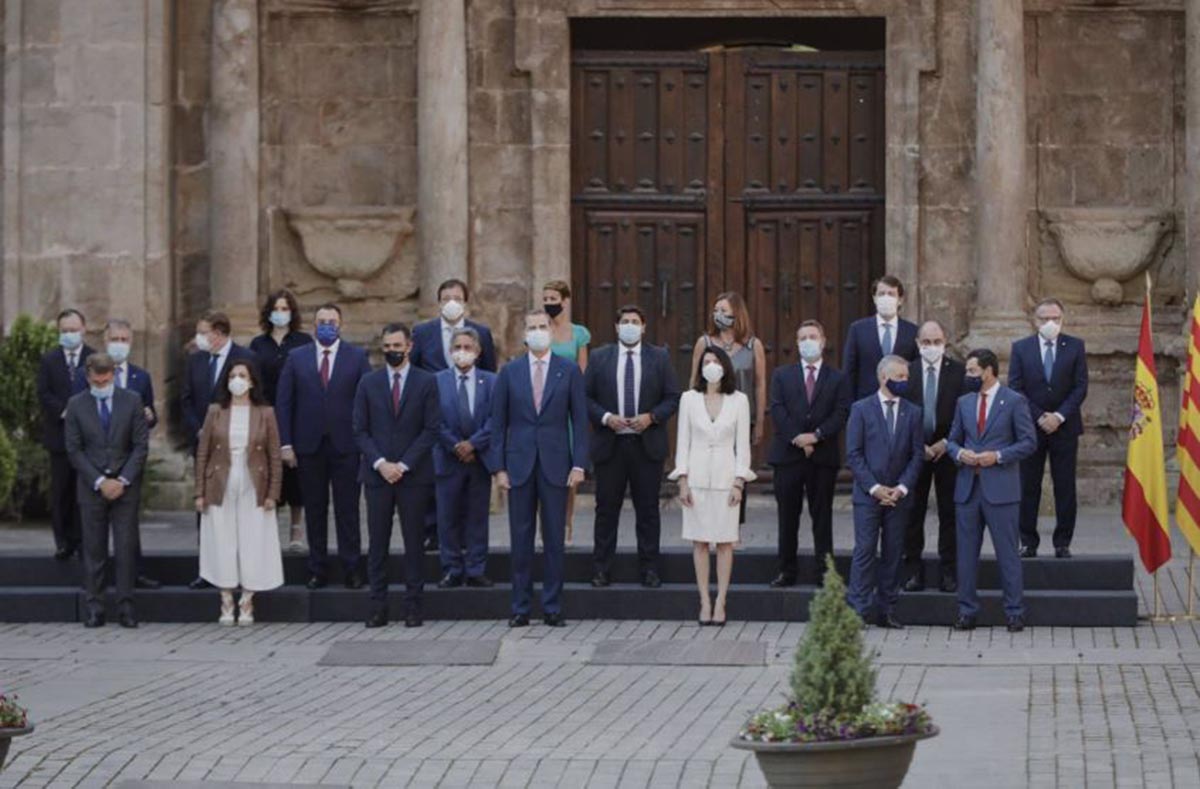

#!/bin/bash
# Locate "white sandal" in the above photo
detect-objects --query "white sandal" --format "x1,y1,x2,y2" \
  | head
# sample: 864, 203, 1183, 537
219, 591, 235, 626
237, 592, 255, 626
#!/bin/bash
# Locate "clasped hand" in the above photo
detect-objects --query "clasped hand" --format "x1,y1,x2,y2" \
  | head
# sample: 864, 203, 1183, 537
872, 486, 903, 507
958, 450, 998, 468
99, 478, 125, 501
377, 461, 405, 484
609, 414, 653, 433
1037, 413, 1063, 434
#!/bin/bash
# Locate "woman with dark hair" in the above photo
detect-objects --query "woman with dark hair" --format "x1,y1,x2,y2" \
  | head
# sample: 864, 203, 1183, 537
669, 346, 755, 626
690, 291, 767, 445
249, 288, 312, 551
195, 360, 284, 625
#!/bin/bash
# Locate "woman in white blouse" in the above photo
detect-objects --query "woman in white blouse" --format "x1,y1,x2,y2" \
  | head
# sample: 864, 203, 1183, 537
669, 347, 755, 625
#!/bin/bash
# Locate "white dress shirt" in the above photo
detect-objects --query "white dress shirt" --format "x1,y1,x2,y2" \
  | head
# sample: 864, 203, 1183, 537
442, 318, 464, 367
604, 343, 642, 433
316, 338, 341, 378
876, 314, 898, 350
868, 390, 908, 498
115, 363, 128, 390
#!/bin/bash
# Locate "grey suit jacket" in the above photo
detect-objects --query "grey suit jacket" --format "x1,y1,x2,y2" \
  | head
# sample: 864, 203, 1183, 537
64, 388, 149, 489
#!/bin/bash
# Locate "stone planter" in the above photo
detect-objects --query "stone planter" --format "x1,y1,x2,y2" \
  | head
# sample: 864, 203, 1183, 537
0, 723, 34, 772
1041, 207, 1174, 306
285, 205, 416, 299
731, 727, 938, 789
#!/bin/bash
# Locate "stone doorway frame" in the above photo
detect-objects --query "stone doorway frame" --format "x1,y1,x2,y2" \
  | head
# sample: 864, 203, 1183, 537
516, 0, 937, 308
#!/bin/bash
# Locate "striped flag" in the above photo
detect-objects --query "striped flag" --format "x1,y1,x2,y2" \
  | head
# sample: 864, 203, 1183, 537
1178, 295, 1200, 553
1122, 291, 1172, 573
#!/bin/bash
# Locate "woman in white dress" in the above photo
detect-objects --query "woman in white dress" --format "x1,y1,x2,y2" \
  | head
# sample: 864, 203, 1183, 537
669, 347, 755, 625
196, 360, 284, 625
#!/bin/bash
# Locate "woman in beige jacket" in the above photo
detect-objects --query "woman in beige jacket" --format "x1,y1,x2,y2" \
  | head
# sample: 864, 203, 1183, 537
196, 360, 284, 625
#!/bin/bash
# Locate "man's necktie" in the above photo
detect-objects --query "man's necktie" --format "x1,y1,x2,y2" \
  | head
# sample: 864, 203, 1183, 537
391, 371, 401, 415
805, 365, 816, 403
67, 352, 77, 376
208, 353, 218, 385
923, 365, 937, 438
458, 374, 473, 433
99, 397, 111, 435
977, 391, 988, 436
881, 323, 894, 356
320, 350, 331, 389
885, 399, 896, 438
1043, 340, 1055, 382
623, 350, 636, 418
533, 359, 545, 413
116, 366, 125, 390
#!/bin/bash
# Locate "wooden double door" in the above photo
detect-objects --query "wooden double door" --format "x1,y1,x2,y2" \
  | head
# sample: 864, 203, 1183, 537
571, 48, 885, 393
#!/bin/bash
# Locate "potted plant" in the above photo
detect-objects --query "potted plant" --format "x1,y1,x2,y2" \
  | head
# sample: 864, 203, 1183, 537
732, 557, 937, 788
0, 692, 33, 771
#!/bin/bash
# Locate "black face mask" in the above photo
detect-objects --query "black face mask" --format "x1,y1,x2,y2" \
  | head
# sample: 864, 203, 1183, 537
963, 375, 983, 393
544, 303, 564, 319
384, 350, 407, 368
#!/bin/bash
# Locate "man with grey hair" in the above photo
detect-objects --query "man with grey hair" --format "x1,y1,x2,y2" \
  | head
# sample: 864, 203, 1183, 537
845, 354, 924, 628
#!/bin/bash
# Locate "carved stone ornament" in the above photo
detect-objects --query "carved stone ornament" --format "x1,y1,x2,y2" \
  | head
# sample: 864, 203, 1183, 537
263, 0, 415, 15
285, 206, 416, 299
1042, 207, 1175, 306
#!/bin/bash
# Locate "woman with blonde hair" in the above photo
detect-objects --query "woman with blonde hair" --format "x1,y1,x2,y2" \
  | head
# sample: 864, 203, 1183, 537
543, 280, 591, 544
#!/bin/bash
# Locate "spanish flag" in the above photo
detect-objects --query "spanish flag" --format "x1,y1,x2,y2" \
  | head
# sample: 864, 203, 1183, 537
1178, 295, 1200, 553
1122, 291, 1172, 573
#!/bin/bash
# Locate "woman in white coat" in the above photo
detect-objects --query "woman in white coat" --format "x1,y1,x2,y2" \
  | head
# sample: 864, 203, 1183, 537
669, 346, 755, 625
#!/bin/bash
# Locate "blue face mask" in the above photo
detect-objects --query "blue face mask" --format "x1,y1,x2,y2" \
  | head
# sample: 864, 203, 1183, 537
963, 375, 983, 393
269, 310, 291, 328
59, 331, 82, 350
315, 322, 339, 346
885, 379, 909, 397
90, 384, 114, 400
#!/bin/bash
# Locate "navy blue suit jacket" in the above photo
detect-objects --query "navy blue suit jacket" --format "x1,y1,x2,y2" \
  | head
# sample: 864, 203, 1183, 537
584, 343, 680, 465
767, 362, 852, 468
842, 316, 919, 400
37, 345, 94, 452
434, 367, 497, 476
409, 318, 498, 373
1007, 333, 1088, 438
946, 386, 1038, 505
489, 353, 589, 487
352, 365, 440, 487
276, 341, 372, 456
180, 343, 256, 444
73, 362, 157, 429
845, 394, 925, 505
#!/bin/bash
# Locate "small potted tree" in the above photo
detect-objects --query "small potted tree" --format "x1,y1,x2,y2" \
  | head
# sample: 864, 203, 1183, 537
0, 692, 32, 771
732, 558, 937, 788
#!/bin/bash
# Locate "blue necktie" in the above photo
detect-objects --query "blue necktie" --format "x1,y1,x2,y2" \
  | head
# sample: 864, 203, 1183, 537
881, 323, 893, 356
99, 397, 111, 434
458, 374, 473, 433
208, 353, 218, 386
923, 366, 936, 439
622, 350, 636, 418
885, 399, 896, 439
1043, 341, 1055, 382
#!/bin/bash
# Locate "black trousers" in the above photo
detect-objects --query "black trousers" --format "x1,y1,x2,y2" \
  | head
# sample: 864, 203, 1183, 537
1019, 430, 1079, 551
365, 481, 430, 615
592, 436, 663, 575
773, 461, 837, 579
50, 451, 82, 551
903, 453, 958, 575
78, 481, 140, 614
298, 436, 362, 578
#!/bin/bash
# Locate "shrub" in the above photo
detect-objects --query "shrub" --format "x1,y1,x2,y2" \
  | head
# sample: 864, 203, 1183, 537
0, 316, 58, 517
0, 429, 17, 509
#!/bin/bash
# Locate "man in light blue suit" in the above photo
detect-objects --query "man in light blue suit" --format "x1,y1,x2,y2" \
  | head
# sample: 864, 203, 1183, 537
490, 309, 589, 628
846, 355, 925, 629
434, 327, 496, 588
946, 348, 1037, 632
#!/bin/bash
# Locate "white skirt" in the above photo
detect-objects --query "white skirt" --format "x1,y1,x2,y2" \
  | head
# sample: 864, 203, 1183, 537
199, 449, 284, 591
681, 488, 740, 544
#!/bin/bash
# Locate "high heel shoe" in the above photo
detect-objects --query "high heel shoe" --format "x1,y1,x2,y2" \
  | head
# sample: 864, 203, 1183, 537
218, 591, 235, 626
698, 601, 713, 626
237, 592, 255, 626
712, 602, 727, 627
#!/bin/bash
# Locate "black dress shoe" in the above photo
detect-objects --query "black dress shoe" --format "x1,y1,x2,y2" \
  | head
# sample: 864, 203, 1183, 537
543, 612, 567, 627
118, 611, 139, 629
306, 576, 328, 590
84, 611, 105, 628
1055, 547, 1072, 559
365, 611, 388, 628
903, 574, 925, 593
1020, 546, 1037, 559
953, 615, 977, 631
877, 613, 905, 630
1006, 616, 1025, 633
423, 536, 439, 552
768, 574, 796, 588
641, 570, 662, 588
465, 575, 494, 588
438, 573, 464, 589
54, 546, 77, 561
404, 612, 423, 628
135, 575, 161, 590
939, 576, 958, 594
188, 576, 211, 590
344, 572, 364, 590
508, 614, 530, 628
591, 571, 611, 588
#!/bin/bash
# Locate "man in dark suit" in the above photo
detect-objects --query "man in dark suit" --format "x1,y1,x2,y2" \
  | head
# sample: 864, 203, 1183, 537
768, 319, 852, 586
353, 323, 440, 628
900, 320, 967, 592
490, 309, 589, 627
37, 308, 94, 560
841, 275, 919, 401
278, 303, 373, 590
434, 327, 496, 589
846, 355, 925, 628
180, 311, 255, 589
584, 305, 681, 588
409, 278, 498, 552
946, 349, 1038, 632
64, 354, 149, 628
1008, 298, 1089, 558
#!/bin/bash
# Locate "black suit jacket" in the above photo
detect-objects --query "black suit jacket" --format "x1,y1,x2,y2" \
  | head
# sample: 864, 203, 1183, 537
352, 366, 441, 487
37, 345, 95, 452
842, 316, 919, 400
767, 362, 852, 468
902, 356, 967, 444
1008, 333, 1088, 438
180, 343, 256, 444
584, 343, 681, 464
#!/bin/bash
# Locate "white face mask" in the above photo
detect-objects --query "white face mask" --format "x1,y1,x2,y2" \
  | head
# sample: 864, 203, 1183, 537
525, 329, 551, 353
451, 349, 477, 369
797, 338, 822, 362
441, 300, 465, 323
701, 363, 724, 384
106, 342, 131, 363
874, 294, 899, 318
228, 377, 250, 397
1038, 319, 1061, 341
194, 332, 212, 352
919, 344, 945, 365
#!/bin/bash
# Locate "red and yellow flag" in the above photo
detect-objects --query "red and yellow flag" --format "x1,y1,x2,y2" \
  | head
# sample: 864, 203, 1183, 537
1122, 293, 1172, 573
1177, 295, 1200, 553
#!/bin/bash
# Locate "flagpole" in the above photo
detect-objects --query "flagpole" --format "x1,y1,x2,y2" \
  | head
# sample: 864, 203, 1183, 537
1153, 570, 1162, 620
1188, 549, 1197, 619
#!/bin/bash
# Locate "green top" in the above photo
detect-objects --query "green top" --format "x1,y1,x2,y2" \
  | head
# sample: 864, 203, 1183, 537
550, 323, 590, 363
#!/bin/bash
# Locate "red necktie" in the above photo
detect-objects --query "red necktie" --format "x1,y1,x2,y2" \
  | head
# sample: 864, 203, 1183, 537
391, 371, 401, 415
805, 365, 816, 402
977, 391, 988, 435
319, 349, 331, 389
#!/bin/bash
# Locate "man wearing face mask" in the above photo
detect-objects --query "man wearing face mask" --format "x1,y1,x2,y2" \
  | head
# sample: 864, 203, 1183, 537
353, 323, 440, 628
1008, 298, 1089, 558
432, 327, 497, 589
845, 356, 925, 628
767, 320, 852, 586
946, 349, 1037, 631
489, 309, 589, 627
37, 309, 94, 560
899, 321, 967, 592
842, 276, 919, 401
584, 305, 681, 588
277, 304, 373, 590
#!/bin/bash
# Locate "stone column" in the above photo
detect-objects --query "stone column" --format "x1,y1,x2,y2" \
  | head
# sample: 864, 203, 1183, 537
418, 0, 469, 305
1188, 0, 1200, 301
209, 0, 259, 318
973, 0, 1028, 320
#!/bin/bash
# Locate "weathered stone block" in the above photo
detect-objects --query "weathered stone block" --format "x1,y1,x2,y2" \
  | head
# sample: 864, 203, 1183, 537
470, 90, 498, 144
295, 44, 394, 99
471, 206, 532, 283
297, 144, 397, 206
496, 89, 530, 145
1071, 146, 1128, 206
21, 106, 118, 168
319, 99, 404, 147
470, 144, 531, 206
87, 0, 146, 44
